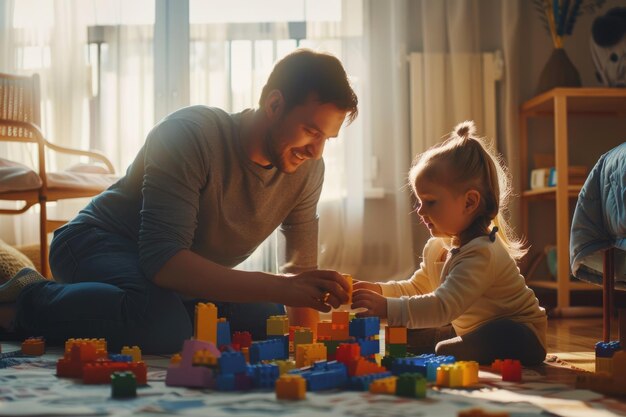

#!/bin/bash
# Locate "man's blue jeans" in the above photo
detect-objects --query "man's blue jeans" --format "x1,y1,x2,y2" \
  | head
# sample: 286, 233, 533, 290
15, 223, 284, 354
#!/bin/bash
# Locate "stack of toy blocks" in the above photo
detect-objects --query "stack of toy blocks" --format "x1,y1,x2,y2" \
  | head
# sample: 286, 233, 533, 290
195, 302, 217, 344
293, 328, 313, 355
166, 339, 220, 388
22, 337, 45, 356
576, 349, 626, 396
56, 338, 147, 385
595, 341, 621, 373
350, 316, 380, 359
121, 346, 142, 363
317, 311, 354, 359
385, 326, 407, 358
266, 315, 289, 358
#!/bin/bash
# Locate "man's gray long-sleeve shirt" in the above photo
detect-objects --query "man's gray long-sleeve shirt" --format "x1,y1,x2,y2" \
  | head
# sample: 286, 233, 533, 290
73, 106, 324, 279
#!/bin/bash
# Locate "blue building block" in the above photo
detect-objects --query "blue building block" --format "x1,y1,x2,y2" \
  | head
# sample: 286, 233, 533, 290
249, 339, 287, 363
357, 338, 380, 356
348, 372, 392, 391
215, 373, 236, 391
349, 317, 380, 338
425, 355, 456, 381
290, 360, 348, 391
217, 321, 231, 348
218, 351, 246, 374
247, 363, 279, 389
108, 354, 132, 362
267, 334, 289, 359
391, 354, 436, 376
595, 341, 621, 358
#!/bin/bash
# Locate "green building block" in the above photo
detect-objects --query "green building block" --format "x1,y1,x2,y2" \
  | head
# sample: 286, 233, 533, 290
396, 373, 426, 398
386, 343, 407, 358
111, 371, 137, 399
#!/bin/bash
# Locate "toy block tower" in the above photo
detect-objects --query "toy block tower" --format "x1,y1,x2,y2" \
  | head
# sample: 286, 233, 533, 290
385, 326, 407, 358
195, 302, 217, 344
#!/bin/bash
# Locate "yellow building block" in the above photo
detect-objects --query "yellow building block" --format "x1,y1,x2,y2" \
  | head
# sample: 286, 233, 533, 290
369, 376, 397, 394
295, 343, 327, 368
267, 315, 289, 336
276, 374, 306, 400
457, 361, 479, 386
121, 345, 142, 363
195, 302, 217, 344
274, 360, 297, 375
192, 349, 218, 366
342, 274, 353, 304
385, 326, 407, 344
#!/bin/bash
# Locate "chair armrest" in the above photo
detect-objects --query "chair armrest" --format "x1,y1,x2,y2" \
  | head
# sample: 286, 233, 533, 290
43, 139, 115, 174
0, 119, 115, 174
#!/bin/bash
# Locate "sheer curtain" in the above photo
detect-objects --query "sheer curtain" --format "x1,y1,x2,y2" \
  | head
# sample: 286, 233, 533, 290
0, 0, 91, 245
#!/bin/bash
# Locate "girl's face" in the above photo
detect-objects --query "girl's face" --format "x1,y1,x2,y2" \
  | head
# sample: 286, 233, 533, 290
414, 177, 475, 239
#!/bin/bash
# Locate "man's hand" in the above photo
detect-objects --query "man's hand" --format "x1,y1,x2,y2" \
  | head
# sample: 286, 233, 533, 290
351, 288, 388, 319
281, 270, 350, 312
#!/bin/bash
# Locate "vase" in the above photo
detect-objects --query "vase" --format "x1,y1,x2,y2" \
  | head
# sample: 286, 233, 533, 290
536, 48, 582, 95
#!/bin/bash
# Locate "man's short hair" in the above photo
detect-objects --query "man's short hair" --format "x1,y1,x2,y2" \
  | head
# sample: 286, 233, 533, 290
259, 49, 358, 123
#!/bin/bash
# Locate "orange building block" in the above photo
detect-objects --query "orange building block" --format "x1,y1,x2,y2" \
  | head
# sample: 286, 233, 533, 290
195, 302, 217, 344
369, 376, 397, 394
317, 321, 332, 341
385, 326, 407, 345
22, 337, 45, 356
276, 374, 306, 400
170, 354, 182, 365
332, 311, 350, 326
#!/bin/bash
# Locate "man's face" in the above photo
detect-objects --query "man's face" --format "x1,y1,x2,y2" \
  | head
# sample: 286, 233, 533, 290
264, 98, 347, 174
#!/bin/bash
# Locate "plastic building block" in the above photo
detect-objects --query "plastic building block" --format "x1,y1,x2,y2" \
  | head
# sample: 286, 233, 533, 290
247, 363, 279, 388
391, 354, 435, 376
266, 315, 289, 336
348, 372, 392, 391
166, 339, 220, 388
332, 311, 350, 326
170, 354, 182, 365
216, 373, 236, 391
56, 340, 108, 379
595, 341, 621, 358
330, 323, 350, 340
369, 376, 398, 394
425, 356, 456, 381
385, 326, 407, 344
83, 361, 147, 385
250, 338, 288, 363
217, 319, 231, 348
491, 359, 502, 372
195, 302, 217, 344
386, 343, 407, 358
108, 354, 132, 362
350, 357, 388, 377
276, 374, 306, 400
218, 351, 246, 374
458, 408, 510, 417
65, 338, 107, 353
436, 364, 465, 387
341, 274, 353, 305
22, 337, 45, 356
321, 340, 343, 360
396, 372, 427, 398
357, 338, 380, 356
121, 345, 142, 362
317, 321, 332, 340
349, 317, 380, 339
274, 360, 296, 375
232, 331, 252, 349
268, 334, 289, 359
335, 343, 361, 365
294, 328, 313, 351
111, 371, 137, 399
192, 349, 218, 367
290, 360, 348, 391
295, 343, 327, 368
456, 361, 479, 386
501, 359, 522, 382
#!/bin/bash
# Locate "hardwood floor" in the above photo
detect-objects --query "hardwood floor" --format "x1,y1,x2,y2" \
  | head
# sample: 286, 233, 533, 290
546, 317, 616, 371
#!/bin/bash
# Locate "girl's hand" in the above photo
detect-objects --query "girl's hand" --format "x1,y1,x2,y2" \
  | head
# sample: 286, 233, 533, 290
353, 280, 383, 294
281, 270, 350, 312
351, 288, 388, 319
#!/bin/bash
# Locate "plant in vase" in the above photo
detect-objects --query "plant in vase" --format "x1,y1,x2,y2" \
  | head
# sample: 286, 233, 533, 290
534, 0, 607, 94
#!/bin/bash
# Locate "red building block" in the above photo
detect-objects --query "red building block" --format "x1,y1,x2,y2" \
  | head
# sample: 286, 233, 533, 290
22, 337, 45, 356
501, 359, 521, 382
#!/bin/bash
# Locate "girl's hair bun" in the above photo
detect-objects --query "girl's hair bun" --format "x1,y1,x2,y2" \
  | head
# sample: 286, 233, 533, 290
454, 120, 476, 139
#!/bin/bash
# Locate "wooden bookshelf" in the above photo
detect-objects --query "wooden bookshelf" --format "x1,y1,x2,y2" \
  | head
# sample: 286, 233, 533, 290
520, 88, 626, 316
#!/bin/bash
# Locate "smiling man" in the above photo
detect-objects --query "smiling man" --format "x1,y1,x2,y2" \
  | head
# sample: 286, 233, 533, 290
0, 49, 358, 353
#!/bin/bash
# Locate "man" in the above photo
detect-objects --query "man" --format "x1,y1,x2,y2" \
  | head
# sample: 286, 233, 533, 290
0, 49, 357, 353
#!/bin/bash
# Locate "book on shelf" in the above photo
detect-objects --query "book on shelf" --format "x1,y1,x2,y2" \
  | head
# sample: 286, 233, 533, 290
529, 166, 589, 190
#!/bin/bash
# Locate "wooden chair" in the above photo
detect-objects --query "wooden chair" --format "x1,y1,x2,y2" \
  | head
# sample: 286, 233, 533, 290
0, 72, 117, 277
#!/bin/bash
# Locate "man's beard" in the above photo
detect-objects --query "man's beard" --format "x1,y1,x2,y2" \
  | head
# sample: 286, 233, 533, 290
263, 130, 290, 173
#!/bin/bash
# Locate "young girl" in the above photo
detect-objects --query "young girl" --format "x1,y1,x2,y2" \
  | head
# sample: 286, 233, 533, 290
351, 121, 547, 365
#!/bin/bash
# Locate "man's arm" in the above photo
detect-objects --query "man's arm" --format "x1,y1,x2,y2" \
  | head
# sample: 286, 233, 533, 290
154, 249, 349, 311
